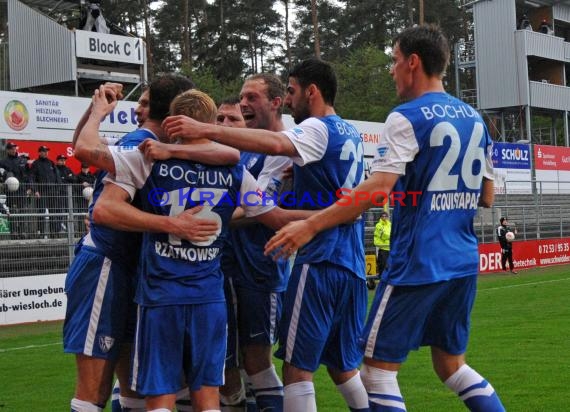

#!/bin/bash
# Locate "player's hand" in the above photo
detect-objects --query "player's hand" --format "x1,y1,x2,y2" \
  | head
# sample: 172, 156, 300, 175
91, 86, 118, 118
103, 82, 124, 101
138, 139, 173, 161
172, 205, 220, 243
162, 115, 205, 142
264, 220, 316, 261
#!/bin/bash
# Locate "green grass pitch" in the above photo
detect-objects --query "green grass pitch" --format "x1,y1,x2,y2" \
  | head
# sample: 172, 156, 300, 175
1, 264, 569, 411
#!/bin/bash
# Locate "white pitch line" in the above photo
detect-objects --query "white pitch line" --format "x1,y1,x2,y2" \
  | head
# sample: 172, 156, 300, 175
479, 277, 570, 292
0, 341, 61, 353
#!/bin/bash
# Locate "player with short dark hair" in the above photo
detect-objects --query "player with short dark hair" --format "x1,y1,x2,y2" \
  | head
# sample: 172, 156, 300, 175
216, 96, 246, 128
266, 25, 506, 412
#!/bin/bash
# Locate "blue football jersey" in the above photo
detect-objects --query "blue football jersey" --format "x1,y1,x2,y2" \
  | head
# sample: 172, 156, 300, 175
87, 128, 156, 262
106, 151, 274, 307
228, 152, 290, 291
284, 115, 366, 280
371, 92, 494, 285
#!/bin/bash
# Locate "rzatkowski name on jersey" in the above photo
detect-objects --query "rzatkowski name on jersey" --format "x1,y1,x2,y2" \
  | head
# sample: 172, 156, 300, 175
155, 241, 220, 261
430, 191, 480, 211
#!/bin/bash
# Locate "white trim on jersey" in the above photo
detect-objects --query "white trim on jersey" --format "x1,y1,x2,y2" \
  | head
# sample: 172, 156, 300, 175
106, 146, 152, 200
285, 264, 310, 363
105, 148, 275, 218
364, 284, 394, 358
256, 155, 292, 192
370, 112, 419, 176
239, 168, 276, 217
484, 144, 494, 180
281, 117, 329, 166
84, 257, 112, 356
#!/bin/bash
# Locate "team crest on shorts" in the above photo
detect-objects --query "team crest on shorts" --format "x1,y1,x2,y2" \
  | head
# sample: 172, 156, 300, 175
98, 335, 115, 353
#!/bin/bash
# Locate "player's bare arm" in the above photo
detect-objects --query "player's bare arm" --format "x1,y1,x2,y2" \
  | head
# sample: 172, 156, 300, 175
74, 85, 121, 174
92, 182, 219, 243
162, 115, 298, 156
265, 171, 400, 260
478, 177, 494, 208
253, 207, 314, 231
72, 82, 124, 147
138, 138, 240, 165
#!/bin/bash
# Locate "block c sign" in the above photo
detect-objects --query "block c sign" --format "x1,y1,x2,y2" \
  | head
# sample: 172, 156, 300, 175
75, 30, 144, 65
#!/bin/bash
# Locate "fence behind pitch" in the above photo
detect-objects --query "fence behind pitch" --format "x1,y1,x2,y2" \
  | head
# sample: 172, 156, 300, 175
0, 183, 90, 277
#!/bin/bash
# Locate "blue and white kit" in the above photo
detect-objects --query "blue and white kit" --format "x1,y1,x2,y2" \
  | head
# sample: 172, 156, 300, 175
364, 92, 494, 361
106, 147, 273, 395
275, 115, 367, 372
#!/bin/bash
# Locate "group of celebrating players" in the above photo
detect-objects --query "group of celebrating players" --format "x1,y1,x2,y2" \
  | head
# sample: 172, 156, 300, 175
63, 25, 506, 412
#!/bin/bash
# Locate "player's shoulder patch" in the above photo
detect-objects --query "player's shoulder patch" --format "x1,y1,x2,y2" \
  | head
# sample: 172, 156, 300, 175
377, 145, 389, 158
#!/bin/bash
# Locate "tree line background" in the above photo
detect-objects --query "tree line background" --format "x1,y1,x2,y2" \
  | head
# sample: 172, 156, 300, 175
34, 0, 473, 122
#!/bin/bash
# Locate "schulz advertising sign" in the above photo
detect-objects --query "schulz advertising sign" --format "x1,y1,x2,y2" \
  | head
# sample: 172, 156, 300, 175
491, 142, 532, 194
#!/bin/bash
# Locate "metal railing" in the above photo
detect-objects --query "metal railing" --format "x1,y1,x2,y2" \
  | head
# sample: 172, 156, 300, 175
0, 183, 90, 277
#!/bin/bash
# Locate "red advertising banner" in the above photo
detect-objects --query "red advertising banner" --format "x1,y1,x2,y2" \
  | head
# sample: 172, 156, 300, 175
479, 237, 570, 273
534, 144, 570, 171
6, 140, 84, 173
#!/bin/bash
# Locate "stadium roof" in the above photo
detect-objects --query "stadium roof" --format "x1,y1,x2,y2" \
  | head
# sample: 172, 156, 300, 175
18, 0, 79, 13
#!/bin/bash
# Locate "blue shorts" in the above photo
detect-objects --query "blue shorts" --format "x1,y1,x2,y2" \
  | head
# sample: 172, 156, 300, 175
224, 275, 240, 369
63, 246, 136, 360
131, 302, 227, 396
236, 287, 282, 347
363, 275, 477, 363
275, 263, 367, 372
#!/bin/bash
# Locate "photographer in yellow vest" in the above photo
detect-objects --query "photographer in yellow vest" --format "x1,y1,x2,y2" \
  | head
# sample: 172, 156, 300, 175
374, 211, 391, 276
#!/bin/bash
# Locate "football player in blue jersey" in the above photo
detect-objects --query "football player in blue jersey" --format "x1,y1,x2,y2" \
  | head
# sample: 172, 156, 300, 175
162, 59, 370, 412
215, 96, 254, 412
80, 88, 312, 412
65, 76, 239, 412
141, 84, 291, 412
223, 74, 292, 412
265, 25, 505, 412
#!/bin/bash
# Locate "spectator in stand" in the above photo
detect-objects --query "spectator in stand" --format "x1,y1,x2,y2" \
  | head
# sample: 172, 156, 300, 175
518, 14, 533, 30
0, 142, 30, 237
55, 154, 77, 231
539, 19, 554, 35
75, 163, 96, 229
30, 145, 61, 236
56, 154, 77, 184
76, 162, 96, 188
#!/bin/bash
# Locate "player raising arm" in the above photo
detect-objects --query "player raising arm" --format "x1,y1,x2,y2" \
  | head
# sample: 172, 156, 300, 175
85, 87, 312, 412
162, 58, 371, 412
